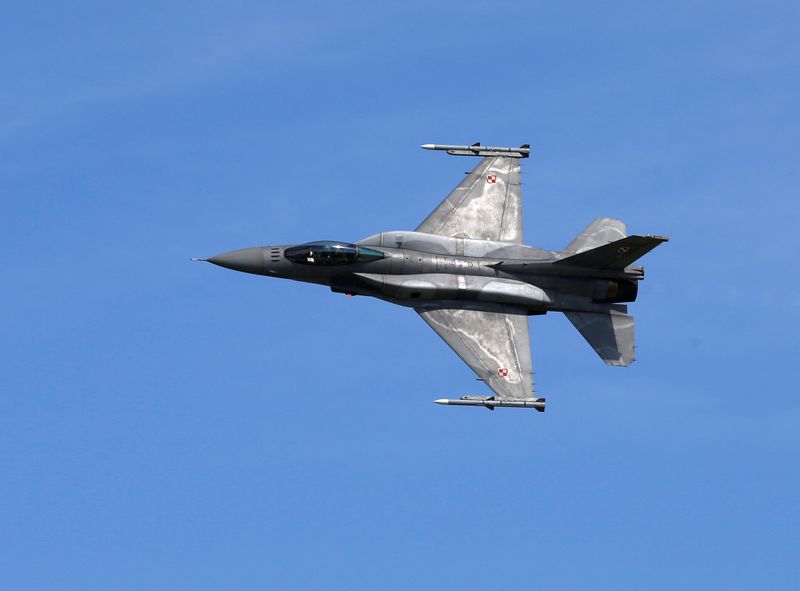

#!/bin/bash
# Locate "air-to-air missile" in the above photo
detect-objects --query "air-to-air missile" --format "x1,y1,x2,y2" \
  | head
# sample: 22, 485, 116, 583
434, 396, 546, 411
420, 142, 531, 158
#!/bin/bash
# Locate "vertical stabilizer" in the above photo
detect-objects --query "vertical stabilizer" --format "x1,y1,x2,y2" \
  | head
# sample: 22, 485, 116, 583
557, 235, 669, 270
564, 308, 635, 366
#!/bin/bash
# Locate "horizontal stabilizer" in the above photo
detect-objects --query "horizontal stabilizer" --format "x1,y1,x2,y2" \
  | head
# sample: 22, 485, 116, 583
556, 235, 668, 270
564, 218, 627, 254
564, 309, 634, 366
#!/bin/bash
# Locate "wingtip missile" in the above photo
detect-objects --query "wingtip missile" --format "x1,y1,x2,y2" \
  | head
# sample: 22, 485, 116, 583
420, 143, 531, 158
434, 396, 545, 411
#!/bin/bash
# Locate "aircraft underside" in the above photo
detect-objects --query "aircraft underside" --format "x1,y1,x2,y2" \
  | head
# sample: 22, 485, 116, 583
199, 143, 667, 411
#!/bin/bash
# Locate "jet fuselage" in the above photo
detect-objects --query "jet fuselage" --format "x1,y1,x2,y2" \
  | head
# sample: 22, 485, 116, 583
199, 143, 668, 397
207, 231, 641, 316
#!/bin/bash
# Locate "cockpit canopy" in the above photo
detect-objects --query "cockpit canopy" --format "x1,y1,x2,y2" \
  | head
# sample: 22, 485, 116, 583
284, 241, 385, 266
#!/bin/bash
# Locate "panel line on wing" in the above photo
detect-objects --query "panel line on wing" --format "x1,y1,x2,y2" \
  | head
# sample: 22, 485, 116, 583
498, 158, 513, 242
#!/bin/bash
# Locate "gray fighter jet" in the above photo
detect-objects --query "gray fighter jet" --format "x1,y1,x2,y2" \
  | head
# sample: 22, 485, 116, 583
198, 143, 667, 411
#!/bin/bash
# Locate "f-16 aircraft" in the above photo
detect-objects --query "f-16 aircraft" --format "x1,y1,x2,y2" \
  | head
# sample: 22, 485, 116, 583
197, 143, 667, 412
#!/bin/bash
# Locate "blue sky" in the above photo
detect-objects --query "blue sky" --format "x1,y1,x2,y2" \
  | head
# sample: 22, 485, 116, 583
2, 1, 799, 589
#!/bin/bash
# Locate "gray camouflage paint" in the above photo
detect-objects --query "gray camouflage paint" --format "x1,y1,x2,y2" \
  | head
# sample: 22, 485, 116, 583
416, 157, 523, 243
203, 154, 667, 402
565, 218, 628, 254
418, 308, 533, 399
565, 307, 634, 366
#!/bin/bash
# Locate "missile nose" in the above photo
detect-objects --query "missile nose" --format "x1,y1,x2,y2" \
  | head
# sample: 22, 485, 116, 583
207, 247, 267, 275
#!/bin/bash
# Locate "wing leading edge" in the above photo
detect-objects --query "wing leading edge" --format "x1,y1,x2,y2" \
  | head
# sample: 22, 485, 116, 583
416, 308, 533, 400
415, 156, 523, 243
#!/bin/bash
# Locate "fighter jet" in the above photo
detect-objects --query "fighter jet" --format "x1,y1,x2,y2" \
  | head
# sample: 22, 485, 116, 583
198, 143, 667, 411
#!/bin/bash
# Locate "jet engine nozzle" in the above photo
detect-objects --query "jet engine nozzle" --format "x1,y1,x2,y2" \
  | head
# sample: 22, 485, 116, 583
592, 279, 638, 303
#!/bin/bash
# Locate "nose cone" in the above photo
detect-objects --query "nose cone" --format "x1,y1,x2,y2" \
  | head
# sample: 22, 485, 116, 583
208, 247, 267, 275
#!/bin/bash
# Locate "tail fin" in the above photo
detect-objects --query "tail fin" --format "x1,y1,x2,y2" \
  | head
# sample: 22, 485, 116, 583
565, 218, 628, 253
557, 235, 668, 270
564, 307, 635, 366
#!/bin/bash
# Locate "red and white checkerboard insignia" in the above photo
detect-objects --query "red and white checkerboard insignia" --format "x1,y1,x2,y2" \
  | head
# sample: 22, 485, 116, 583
498, 368, 509, 378
486, 174, 497, 184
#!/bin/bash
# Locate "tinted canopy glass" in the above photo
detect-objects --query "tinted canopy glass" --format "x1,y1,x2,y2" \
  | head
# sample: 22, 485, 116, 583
285, 241, 384, 265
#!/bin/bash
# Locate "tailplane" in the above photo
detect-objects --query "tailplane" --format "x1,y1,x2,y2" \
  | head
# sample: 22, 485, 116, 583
564, 306, 635, 366
560, 220, 667, 366
564, 218, 628, 254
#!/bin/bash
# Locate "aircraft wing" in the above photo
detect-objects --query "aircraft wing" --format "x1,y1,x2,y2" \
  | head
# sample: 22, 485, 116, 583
415, 156, 523, 243
416, 308, 533, 399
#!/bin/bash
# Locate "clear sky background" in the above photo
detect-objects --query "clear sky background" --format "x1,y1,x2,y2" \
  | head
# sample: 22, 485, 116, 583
2, 1, 799, 589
